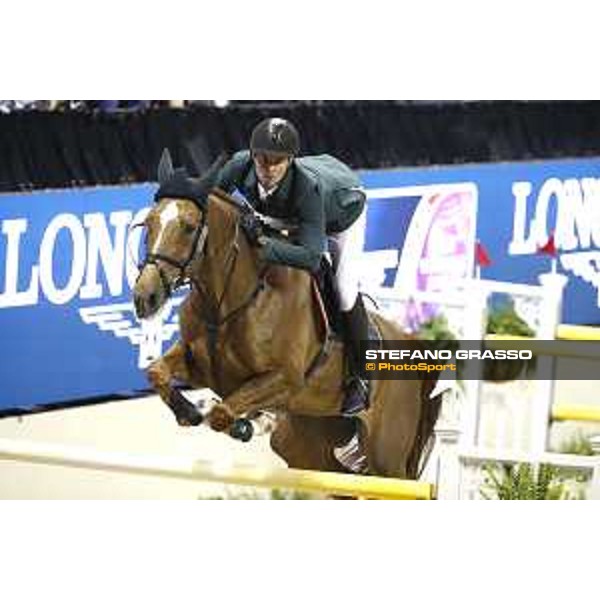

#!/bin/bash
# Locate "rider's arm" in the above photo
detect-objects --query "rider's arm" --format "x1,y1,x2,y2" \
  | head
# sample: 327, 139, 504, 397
214, 150, 251, 194
260, 192, 326, 272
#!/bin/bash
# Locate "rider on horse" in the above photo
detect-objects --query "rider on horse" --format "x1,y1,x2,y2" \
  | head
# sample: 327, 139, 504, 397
215, 117, 369, 415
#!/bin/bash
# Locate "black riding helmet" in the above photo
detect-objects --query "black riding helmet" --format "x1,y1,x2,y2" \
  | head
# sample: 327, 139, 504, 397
250, 117, 300, 157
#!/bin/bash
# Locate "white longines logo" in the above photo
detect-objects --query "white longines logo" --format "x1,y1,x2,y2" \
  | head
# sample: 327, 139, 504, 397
0, 206, 188, 369
509, 177, 600, 305
78, 297, 184, 369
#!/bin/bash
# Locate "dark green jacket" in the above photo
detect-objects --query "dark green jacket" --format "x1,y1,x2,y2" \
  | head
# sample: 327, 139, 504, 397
215, 150, 365, 271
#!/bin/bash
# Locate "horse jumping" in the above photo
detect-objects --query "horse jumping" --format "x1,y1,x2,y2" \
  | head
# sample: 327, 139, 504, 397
133, 152, 440, 479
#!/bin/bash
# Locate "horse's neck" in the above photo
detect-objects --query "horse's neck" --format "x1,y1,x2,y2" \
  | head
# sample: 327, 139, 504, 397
192, 196, 260, 315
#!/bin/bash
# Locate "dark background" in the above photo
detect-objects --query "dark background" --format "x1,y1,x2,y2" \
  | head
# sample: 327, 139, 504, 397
2, 100, 600, 192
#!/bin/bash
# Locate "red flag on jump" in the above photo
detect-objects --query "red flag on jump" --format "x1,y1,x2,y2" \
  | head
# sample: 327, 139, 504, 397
537, 232, 557, 256
475, 241, 492, 267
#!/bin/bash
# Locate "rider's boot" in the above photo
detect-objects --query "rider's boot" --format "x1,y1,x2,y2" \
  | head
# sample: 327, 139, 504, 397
340, 294, 370, 416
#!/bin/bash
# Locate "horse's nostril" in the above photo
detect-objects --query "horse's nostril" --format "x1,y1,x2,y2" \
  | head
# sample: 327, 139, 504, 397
134, 295, 144, 317
148, 293, 158, 308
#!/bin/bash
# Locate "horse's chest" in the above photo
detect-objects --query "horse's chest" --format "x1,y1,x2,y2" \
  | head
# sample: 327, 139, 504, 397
192, 318, 267, 381
221, 318, 271, 371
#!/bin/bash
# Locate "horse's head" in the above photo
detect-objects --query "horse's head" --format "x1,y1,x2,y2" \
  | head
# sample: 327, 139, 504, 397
133, 149, 227, 319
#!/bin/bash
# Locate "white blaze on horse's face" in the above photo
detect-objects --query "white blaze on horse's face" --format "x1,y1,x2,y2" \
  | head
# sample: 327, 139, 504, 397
152, 201, 181, 254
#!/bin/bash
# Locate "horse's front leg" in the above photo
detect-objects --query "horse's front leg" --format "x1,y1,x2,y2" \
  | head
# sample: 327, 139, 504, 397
207, 371, 292, 434
147, 341, 205, 427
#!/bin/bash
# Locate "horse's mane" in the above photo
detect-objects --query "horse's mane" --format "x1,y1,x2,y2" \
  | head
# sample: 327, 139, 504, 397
209, 187, 246, 211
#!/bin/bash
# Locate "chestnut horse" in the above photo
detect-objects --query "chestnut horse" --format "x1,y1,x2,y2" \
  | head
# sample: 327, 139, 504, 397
133, 152, 440, 479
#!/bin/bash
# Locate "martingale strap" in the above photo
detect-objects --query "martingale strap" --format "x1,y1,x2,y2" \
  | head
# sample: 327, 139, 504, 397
197, 267, 268, 380
304, 278, 335, 379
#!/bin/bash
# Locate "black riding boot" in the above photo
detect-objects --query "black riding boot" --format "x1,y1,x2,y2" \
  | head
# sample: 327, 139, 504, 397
341, 294, 370, 415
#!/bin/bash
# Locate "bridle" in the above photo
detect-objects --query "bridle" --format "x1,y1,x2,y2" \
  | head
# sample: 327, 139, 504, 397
136, 202, 208, 297
136, 198, 268, 369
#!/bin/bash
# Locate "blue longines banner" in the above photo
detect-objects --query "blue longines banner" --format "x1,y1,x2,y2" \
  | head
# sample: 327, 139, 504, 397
0, 185, 173, 410
1, 156, 600, 410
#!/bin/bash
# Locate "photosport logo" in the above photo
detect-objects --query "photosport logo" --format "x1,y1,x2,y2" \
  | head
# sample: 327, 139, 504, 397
360, 340, 600, 381
0, 206, 183, 370
361, 343, 532, 379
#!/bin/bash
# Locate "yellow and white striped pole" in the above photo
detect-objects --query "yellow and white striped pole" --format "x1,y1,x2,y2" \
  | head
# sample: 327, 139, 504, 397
556, 324, 600, 341
552, 404, 600, 423
0, 439, 434, 500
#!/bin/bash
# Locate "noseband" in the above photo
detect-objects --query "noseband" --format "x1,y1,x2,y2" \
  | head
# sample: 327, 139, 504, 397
137, 204, 208, 297
136, 198, 269, 377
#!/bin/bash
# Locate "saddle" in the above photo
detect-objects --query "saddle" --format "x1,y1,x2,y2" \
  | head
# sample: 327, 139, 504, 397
308, 258, 381, 381
312, 257, 343, 338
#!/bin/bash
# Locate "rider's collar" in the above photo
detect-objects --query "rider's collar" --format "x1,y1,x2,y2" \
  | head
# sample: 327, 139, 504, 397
251, 162, 294, 204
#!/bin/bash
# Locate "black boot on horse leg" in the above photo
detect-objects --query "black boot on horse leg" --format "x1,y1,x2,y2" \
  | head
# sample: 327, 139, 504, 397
340, 294, 370, 416
168, 388, 204, 426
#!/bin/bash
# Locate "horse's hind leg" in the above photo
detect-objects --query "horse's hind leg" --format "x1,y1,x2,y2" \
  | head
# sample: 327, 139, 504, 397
366, 379, 424, 479
270, 414, 355, 472
147, 341, 204, 427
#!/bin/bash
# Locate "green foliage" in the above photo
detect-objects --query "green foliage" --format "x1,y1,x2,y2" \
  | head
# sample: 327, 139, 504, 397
548, 433, 596, 482
486, 298, 535, 337
558, 432, 595, 456
480, 462, 585, 500
417, 314, 457, 343
416, 313, 535, 383
416, 314, 463, 383
484, 298, 537, 380
416, 299, 535, 340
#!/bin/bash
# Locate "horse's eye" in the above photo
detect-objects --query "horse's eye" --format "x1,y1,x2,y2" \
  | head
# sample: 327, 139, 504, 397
182, 222, 196, 235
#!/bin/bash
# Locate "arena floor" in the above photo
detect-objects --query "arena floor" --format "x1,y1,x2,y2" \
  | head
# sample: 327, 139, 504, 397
0, 390, 286, 499
1, 380, 599, 499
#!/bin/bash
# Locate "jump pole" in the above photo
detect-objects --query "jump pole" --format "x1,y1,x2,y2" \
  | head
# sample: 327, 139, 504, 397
552, 404, 600, 424
0, 438, 434, 500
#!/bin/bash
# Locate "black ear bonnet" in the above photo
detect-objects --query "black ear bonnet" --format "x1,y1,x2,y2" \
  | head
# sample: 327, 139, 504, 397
154, 149, 228, 209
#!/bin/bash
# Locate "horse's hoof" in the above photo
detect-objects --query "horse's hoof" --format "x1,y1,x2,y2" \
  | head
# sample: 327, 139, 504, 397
169, 388, 204, 427
176, 411, 203, 427
174, 405, 204, 427
186, 409, 204, 427
207, 405, 235, 432
230, 418, 254, 442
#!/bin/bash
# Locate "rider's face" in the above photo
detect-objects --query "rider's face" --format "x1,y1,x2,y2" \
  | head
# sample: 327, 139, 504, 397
253, 152, 291, 192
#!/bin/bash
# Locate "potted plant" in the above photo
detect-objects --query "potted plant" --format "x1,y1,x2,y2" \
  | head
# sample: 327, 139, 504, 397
483, 297, 537, 382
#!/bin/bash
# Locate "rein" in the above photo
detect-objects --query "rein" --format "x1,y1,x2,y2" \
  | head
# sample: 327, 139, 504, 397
138, 200, 267, 378
137, 211, 209, 296
190, 218, 268, 373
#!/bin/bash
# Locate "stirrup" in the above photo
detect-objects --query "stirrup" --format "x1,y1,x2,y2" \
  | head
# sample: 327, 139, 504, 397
334, 431, 368, 474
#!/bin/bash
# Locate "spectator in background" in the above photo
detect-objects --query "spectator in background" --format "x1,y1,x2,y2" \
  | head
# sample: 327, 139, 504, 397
96, 100, 120, 112
93, 100, 153, 112
0, 100, 54, 113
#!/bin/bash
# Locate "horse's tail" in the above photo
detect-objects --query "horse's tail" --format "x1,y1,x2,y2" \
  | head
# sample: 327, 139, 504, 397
369, 311, 443, 481
406, 376, 443, 480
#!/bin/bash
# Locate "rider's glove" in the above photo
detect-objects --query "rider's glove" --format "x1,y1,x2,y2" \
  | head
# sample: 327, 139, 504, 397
240, 213, 264, 246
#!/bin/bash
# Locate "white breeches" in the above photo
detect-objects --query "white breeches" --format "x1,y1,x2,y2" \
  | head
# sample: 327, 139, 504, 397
327, 209, 366, 311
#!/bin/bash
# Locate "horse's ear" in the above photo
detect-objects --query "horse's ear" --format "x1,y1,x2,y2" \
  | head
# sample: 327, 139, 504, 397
157, 148, 174, 184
